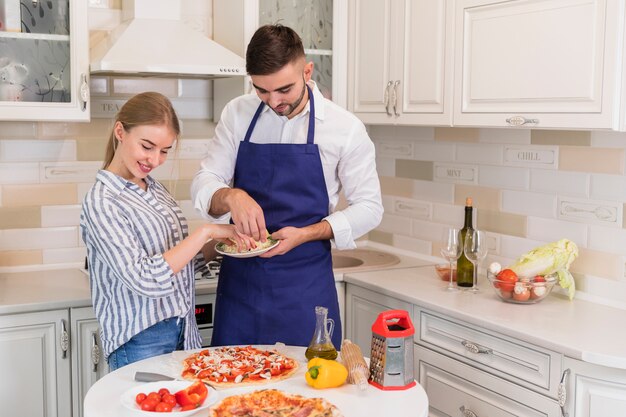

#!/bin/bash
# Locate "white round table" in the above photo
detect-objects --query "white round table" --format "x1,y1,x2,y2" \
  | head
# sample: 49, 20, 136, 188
84, 345, 428, 417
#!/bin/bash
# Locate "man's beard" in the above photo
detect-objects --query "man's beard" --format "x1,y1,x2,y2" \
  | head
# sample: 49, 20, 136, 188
270, 80, 307, 117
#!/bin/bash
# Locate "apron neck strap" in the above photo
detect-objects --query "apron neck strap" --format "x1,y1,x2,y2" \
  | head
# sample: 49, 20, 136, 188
243, 85, 316, 144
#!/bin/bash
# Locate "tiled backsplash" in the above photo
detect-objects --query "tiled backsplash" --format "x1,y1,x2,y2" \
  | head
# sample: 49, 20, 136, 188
0, 75, 214, 270
369, 125, 626, 309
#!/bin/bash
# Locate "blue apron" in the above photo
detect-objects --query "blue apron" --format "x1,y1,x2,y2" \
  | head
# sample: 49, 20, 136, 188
212, 86, 341, 348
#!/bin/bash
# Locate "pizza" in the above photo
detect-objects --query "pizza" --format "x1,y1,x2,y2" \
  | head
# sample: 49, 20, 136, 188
209, 389, 343, 417
181, 346, 299, 388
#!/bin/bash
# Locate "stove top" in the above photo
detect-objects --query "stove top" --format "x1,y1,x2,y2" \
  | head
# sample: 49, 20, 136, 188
195, 256, 222, 282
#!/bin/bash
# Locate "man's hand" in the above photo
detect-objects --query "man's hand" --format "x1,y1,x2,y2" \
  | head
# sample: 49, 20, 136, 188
212, 188, 267, 241
259, 226, 304, 258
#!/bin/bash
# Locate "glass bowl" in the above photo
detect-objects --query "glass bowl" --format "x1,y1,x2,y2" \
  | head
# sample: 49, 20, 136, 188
486, 271, 557, 304
435, 264, 456, 282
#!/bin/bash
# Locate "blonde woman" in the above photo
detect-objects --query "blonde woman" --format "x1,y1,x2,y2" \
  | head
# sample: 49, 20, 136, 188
80, 92, 252, 370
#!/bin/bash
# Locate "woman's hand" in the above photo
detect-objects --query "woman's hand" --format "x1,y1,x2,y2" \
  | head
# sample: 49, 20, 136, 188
206, 224, 256, 252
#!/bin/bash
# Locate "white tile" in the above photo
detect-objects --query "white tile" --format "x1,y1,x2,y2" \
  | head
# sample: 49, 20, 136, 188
393, 198, 432, 220
150, 161, 180, 180
411, 219, 448, 242
0, 163, 39, 184
375, 157, 395, 177
478, 165, 529, 190
526, 217, 587, 247
368, 125, 434, 141
433, 163, 477, 184
179, 200, 203, 220
0, 139, 76, 162
39, 123, 79, 138
503, 145, 558, 169
40, 161, 101, 183
486, 233, 501, 255
413, 142, 455, 161
588, 226, 626, 255
0, 122, 37, 138
77, 183, 94, 202
590, 174, 626, 200
392, 234, 432, 255
579, 274, 626, 309
530, 169, 589, 197
42, 247, 86, 264
479, 128, 531, 144
112, 78, 178, 96
171, 98, 212, 120
501, 190, 556, 218
557, 196, 622, 228
377, 213, 412, 235
590, 131, 626, 148
456, 143, 503, 165
91, 99, 125, 118
432, 202, 465, 226
412, 180, 455, 203
0, 227, 77, 251
498, 234, 550, 260
178, 79, 212, 99
381, 195, 395, 213
177, 139, 211, 160
41, 205, 81, 227
375, 140, 413, 158
90, 77, 109, 95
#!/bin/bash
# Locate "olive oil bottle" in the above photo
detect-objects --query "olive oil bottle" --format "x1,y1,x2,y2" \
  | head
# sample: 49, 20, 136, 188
456, 197, 475, 288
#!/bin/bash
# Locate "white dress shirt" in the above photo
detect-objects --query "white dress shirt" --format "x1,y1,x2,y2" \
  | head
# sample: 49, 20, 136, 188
191, 81, 383, 249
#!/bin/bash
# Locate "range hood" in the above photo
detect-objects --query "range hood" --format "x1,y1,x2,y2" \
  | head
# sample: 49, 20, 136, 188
90, 0, 246, 79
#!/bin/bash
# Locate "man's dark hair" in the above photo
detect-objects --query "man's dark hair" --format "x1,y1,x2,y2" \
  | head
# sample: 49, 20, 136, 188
246, 24, 305, 75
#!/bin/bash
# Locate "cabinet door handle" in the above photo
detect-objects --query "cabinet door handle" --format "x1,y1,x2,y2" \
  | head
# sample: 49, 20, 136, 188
459, 405, 479, 417
558, 368, 570, 417
60, 319, 69, 359
79, 73, 90, 112
384, 80, 393, 116
461, 340, 492, 355
505, 116, 539, 126
91, 332, 101, 373
392, 80, 400, 116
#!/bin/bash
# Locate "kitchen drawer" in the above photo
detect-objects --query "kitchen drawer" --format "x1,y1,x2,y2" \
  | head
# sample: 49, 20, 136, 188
416, 344, 560, 417
414, 307, 562, 398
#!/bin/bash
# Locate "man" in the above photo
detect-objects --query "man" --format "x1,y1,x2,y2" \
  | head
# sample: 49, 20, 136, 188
191, 25, 383, 348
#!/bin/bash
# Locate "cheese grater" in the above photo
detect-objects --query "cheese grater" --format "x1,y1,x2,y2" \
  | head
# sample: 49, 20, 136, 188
368, 309, 416, 390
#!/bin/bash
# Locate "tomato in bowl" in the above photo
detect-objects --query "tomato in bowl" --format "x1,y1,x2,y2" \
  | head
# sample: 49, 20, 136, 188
487, 270, 557, 304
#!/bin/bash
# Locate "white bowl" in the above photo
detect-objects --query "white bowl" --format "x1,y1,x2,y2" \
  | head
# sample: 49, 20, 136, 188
120, 380, 218, 416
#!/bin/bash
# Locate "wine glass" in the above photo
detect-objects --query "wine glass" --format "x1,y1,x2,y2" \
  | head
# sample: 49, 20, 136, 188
464, 230, 488, 292
440, 228, 462, 291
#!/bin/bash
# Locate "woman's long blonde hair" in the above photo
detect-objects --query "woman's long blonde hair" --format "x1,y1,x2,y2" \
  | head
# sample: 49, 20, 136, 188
102, 92, 181, 169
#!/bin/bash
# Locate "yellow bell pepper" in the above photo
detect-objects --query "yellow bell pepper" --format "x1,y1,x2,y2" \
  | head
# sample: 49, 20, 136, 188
305, 358, 348, 389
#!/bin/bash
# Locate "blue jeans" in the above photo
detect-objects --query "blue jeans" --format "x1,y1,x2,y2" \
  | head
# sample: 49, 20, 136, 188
107, 317, 184, 371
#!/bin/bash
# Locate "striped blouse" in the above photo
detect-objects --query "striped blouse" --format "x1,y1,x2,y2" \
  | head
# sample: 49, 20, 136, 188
80, 170, 202, 359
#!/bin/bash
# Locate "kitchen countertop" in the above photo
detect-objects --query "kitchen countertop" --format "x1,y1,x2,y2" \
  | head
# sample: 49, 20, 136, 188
343, 266, 626, 370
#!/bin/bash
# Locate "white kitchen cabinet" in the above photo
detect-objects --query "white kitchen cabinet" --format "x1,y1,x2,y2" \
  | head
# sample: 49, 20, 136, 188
71, 306, 109, 417
0, 309, 72, 417
453, 0, 623, 130
562, 357, 626, 417
416, 344, 561, 416
0, 0, 90, 121
347, 0, 453, 125
344, 283, 413, 355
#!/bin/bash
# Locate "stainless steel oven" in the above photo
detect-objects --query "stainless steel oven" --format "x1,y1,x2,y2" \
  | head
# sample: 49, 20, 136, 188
194, 293, 215, 347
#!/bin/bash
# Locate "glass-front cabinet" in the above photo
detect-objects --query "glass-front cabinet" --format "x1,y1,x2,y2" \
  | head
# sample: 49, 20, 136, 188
0, 0, 89, 121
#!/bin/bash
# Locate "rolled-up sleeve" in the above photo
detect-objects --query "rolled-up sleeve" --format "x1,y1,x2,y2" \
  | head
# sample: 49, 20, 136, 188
325, 122, 383, 250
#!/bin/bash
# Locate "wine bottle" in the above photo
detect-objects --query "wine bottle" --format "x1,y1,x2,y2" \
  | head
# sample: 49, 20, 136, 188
456, 197, 475, 287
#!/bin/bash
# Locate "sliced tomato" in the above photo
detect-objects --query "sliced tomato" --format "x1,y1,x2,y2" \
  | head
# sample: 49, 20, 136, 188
175, 380, 208, 408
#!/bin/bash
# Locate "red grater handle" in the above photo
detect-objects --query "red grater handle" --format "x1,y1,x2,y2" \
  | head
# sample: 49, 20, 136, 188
371, 309, 414, 337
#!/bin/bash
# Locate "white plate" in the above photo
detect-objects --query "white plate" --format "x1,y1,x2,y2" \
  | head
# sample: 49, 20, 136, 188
120, 380, 218, 416
215, 239, 279, 258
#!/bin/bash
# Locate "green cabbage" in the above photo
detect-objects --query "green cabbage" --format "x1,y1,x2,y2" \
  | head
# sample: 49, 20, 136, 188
508, 239, 579, 300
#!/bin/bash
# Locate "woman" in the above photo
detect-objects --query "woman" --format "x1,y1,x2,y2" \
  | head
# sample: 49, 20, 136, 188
80, 92, 252, 370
